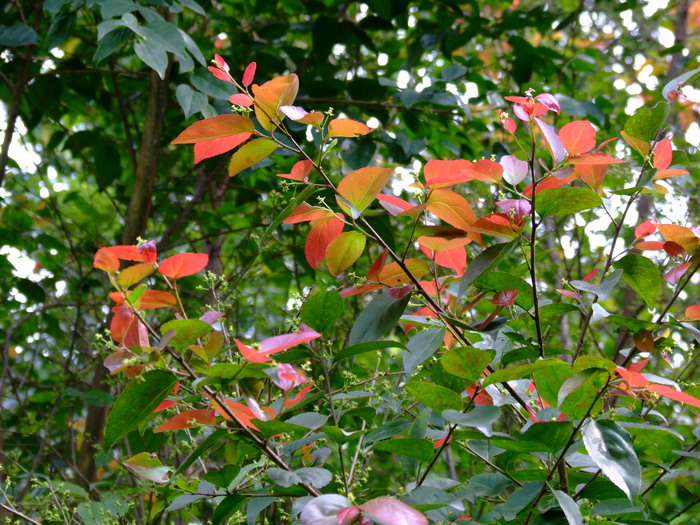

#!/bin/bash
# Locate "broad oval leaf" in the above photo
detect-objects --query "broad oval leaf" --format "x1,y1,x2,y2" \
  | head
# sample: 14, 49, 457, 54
337, 167, 393, 214
440, 347, 495, 384
325, 231, 366, 276
158, 252, 209, 278
536, 187, 603, 217
559, 120, 596, 155
405, 381, 462, 413
228, 137, 277, 177
373, 438, 434, 461
327, 118, 373, 138
170, 114, 254, 144
300, 290, 345, 334
377, 259, 430, 286
349, 291, 411, 345
612, 254, 660, 310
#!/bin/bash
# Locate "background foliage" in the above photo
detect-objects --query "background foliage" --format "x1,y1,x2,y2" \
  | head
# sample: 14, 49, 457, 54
2, 0, 700, 523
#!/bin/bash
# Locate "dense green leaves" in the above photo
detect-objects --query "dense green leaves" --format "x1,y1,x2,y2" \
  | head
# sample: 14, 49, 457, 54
613, 254, 661, 309
405, 381, 461, 413
440, 347, 494, 384
348, 291, 410, 344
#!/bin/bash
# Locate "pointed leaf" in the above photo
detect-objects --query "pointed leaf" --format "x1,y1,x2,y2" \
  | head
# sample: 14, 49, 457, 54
158, 253, 209, 278
327, 118, 373, 138
228, 138, 277, 177
337, 167, 392, 214
536, 187, 603, 217
612, 254, 661, 310
171, 115, 254, 144
325, 231, 366, 276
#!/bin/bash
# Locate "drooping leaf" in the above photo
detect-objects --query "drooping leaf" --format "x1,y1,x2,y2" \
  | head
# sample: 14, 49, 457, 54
104, 370, 178, 449
403, 327, 446, 377
228, 138, 277, 177
458, 240, 518, 298
440, 347, 494, 384
158, 253, 209, 278
623, 102, 670, 143
171, 114, 254, 144
374, 438, 434, 461
154, 409, 217, 433
553, 489, 584, 525
123, 452, 171, 483
377, 259, 430, 286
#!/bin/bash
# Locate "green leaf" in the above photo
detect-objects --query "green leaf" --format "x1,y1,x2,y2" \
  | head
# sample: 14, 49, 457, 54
173, 429, 227, 477
623, 102, 670, 142
582, 419, 642, 500
534, 361, 606, 419
440, 347, 494, 384
160, 319, 212, 350
134, 39, 168, 80
373, 438, 434, 461
663, 67, 700, 99
326, 232, 366, 276
613, 254, 661, 310
47, 12, 77, 49
535, 187, 603, 218
212, 495, 245, 525
259, 185, 319, 249
0, 24, 39, 46
557, 369, 608, 408
176, 84, 208, 119
495, 483, 543, 521
301, 290, 344, 334
93, 28, 131, 64
123, 452, 171, 483
228, 138, 277, 177
203, 465, 240, 489
458, 240, 518, 298
483, 359, 561, 387
334, 340, 406, 363
349, 291, 410, 344
405, 381, 461, 413
364, 419, 413, 443
104, 370, 178, 449
553, 489, 584, 525
442, 406, 500, 437
403, 327, 446, 376
492, 422, 572, 453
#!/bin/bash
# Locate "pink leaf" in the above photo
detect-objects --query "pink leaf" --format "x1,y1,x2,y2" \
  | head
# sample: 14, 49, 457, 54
242, 62, 256, 87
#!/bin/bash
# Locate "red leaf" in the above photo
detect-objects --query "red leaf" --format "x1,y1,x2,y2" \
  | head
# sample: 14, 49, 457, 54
557, 289, 580, 300
635, 241, 665, 251
653, 138, 672, 170
283, 202, 334, 224
242, 62, 256, 87
193, 133, 251, 164
492, 289, 519, 305
367, 251, 389, 281
228, 94, 254, 106
522, 174, 577, 196
213, 54, 228, 71
567, 153, 624, 165
138, 240, 157, 264
423, 159, 480, 188
277, 160, 313, 181
158, 253, 209, 279
684, 305, 700, 321
559, 120, 597, 155
663, 241, 686, 258
305, 215, 344, 268
337, 167, 393, 214
104, 245, 143, 261
647, 383, 700, 408
153, 400, 178, 412
208, 66, 231, 82
138, 290, 178, 309
433, 246, 467, 275
94, 248, 120, 272
110, 304, 135, 343
582, 269, 599, 282
632, 329, 655, 353
171, 115, 254, 144
283, 384, 313, 410
634, 219, 658, 239
236, 325, 322, 363
154, 409, 216, 433
123, 319, 149, 349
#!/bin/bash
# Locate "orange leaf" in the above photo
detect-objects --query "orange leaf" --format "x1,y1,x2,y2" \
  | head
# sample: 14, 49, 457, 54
653, 138, 672, 170
647, 383, 700, 408
228, 138, 277, 177
635, 241, 665, 251
434, 247, 466, 275
559, 120, 597, 155
138, 290, 178, 309
283, 384, 313, 410
656, 224, 699, 253
633, 329, 655, 353
110, 304, 135, 343
337, 167, 393, 215
158, 253, 209, 279
377, 259, 430, 286
575, 163, 608, 192
423, 159, 479, 188
417, 236, 471, 252
305, 215, 344, 268
170, 115, 254, 144
683, 305, 700, 321
117, 263, 156, 288
283, 202, 335, 224
635, 219, 658, 239
277, 160, 313, 181
427, 189, 477, 231
154, 409, 217, 433
94, 248, 119, 272
194, 133, 251, 164
252, 74, 299, 131
327, 118, 373, 138
567, 153, 623, 165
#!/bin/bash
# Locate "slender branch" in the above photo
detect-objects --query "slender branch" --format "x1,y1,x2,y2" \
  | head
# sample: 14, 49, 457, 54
527, 118, 545, 357
0, 502, 41, 525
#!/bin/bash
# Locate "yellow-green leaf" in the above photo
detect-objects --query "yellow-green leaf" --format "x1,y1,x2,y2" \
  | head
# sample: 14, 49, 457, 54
337, 167, 392, 214
228, 138, 277, 177
325, 231, 366, 276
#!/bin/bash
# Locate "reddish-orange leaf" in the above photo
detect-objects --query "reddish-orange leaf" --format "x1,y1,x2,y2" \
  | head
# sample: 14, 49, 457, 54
158, 253, 209, 279
283, 202, 335, 224
209, 397, 262, 430
229, 93, 254, 106
653, 168, 689, 180
327, 118, 373, 138
171, 115, 254, 144
283, 384, 313, 410
683, 305, 700, 321
154, 409, 217, 433
417, 236, 470, 252
647, 383, 700, 408
252, 74, 299, 131
377, 259, 430, 286
559, 120, 597, 155
194, 133, 251, 164
110, 304, 135, 343
469, 159, 503, 183
339, 283, 383, 297
153, 399, 178, 412
582, 269, 600, 282
616, 367, 649, 388
575, 164, 608, 192
337, 167, 393, 215
104, 245, 144, 261
123, 318, 149, 349
208, 66, 231, 82
522, 174, 577, 196
635, 241, 665, 251
94, 248, 119, 272
377, 193, 425, 217
138, 290, 178, 309
277, 160, 313, 181
427, 189, 477, 231
305, 215, 344, 269
423, 159, 479, 188
492, 289, 519, 306
656, 224, 699, 253
653, 138, 672, 170
663, 241, 686, 258
467, 214, 519, 239
633, 329, 655, 353
629, 359, 650, 373
635, 219, 658, 239
117, 263, 156, 288
434, 246, 467, 275
567, 153, 624, 165
242, 62, 256, 87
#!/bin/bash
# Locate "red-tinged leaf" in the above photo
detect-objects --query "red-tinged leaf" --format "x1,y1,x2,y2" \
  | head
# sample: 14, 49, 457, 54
104, 245, 144, 261
110, 304, 135, 343
665, 262, 691, 284
653, 168, 689, 180
469, 159, 503, 183
616, 366, 650, 388
653, 138, 672, 170
503, 117, 517, 134
559, 120, 597, 155
117, 263, 156, 288
138, 240, 157, 264
635, 219, 658, 239
628, 359, 650, 373
236, 325, 322, 363
583, 269, 600, 282
124, 318, 149, 349
327, 118, 373, 138
684, 305, 700, 321
252, 74, 299, 131
209, 397, 262, 430
158, 253, 209, 279
567, 153, 624, 165
326, 231, 366, 276
423, 159, 480, 188
228, 137, 277, 177
417, 236, 470, 252
557, 289, 580, 300
466, 384, 493, 405
620, 130, 651, 157
367, 251, 389, 281
434, 246, 467, 275
377, 259, 430, 286
337, 167, 393, 214
467, 214, 519, 239
94, 248, 119, 272
575, 163, 608, 192
277, 160, 313, 181
636, 241, 665, 251
281, 106, 325, 126
104, 350, 137, 375
647, 383, 700, 408
427, 189, 477, 231
377, 193, 424, 217
228, 93, 254, 106
522, 174, 577, 196
193, 133, 251, 164
359, 497, 428, 525
283, 384, 313, 410
339, 283, 383, 297
535, 93, 560, 114
535, 117, 567, 164
657, 224, 699, 253
596, 137, 619, 151
171, 115, 254, 144
154, 409, 216, 433
235, 339, 273, 363
633, 329, 655, 353
208, 66, 231, 82
493, 289, 519, 305
663, 241, 686, 258
153, 399, 178, 412
213, 54, 228, 71
242, 61, 256, 87
305, 215, 344, 268
138, 290, 178, 309
283, 202, 334, 224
